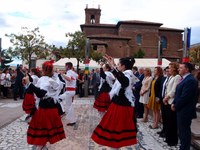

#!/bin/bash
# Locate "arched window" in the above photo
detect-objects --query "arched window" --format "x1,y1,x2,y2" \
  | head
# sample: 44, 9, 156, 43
136, 34, 142, 45
90, 15, 95, 24
161, 36, 167, 49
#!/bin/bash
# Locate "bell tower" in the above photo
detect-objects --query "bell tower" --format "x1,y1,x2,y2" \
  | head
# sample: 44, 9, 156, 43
85, 4, 101, 24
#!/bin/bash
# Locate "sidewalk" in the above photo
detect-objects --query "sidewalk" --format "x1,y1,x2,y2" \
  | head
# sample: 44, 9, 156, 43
0, 98, 24, 129
0, 96, 196, 150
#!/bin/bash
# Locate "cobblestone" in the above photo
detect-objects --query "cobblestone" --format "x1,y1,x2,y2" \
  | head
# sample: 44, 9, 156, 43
0, 97, 188, 150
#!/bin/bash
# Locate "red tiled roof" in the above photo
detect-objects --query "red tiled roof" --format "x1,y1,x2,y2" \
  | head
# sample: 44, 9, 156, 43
117, 20, 163, 27
80, 24, 116, 30
88, 34, 131, 40
159, 27, 184, 32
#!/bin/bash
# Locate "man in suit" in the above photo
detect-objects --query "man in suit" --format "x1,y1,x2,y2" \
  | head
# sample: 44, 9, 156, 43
172, 62, 198, 150
13, 65, 25, 100
91, 68, 100, 99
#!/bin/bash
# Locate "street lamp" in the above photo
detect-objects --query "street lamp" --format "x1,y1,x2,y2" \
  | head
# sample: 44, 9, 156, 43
30, 53, 37, 69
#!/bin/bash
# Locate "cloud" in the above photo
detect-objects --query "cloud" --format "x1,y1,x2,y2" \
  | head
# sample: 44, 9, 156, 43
0, 13, 10, 28
0, 0, 199, 49
0, 17, 7, 27
190, 26, 200, 44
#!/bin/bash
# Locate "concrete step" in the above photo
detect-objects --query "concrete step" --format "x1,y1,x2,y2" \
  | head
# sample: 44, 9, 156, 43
192, 139, 200, 150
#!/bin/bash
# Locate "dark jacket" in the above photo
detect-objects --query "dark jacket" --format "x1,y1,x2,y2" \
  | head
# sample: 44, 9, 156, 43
173, 74, 198, 119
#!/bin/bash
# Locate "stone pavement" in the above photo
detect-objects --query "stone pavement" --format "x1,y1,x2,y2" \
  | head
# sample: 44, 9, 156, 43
0, 96, 197, 150
0, 99, 24, 128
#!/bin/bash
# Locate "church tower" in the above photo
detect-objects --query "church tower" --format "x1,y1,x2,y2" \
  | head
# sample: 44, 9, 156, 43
85, 4, 101, 24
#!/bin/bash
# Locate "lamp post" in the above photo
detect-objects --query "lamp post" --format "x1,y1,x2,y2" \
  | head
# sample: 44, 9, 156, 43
30, 53, 37, 69
84, 38, 90, 97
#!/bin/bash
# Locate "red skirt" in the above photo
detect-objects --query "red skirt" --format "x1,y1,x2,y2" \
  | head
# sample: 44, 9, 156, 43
93, 92, 111, 112
22, 93, 35, 114
27, 108, 66, 145
91, 103, 137, 148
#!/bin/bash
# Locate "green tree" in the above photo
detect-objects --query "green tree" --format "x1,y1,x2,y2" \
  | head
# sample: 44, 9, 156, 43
64, 31, 86, 71
49, 45, 64, 61
190, 46, 200, 67
0, 49, 13, 69
91, 50, 104, 63
64, 31, 104, 71
133, 48, 145, 58
5, 27, 49, 69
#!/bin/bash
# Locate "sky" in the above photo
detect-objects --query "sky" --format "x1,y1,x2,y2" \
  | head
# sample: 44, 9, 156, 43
0, 0, 200, 50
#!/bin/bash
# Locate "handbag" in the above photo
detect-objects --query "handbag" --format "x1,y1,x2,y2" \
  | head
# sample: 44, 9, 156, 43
4, 80, 11, 87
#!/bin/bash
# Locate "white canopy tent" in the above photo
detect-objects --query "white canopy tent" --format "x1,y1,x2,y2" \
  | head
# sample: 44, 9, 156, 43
53, 58, 171, 70
53, 58, 99, 70
132, 58, 170, 68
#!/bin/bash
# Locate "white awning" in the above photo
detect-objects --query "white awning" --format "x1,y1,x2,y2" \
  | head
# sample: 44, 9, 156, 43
53, 58, 171, 69
53, 58, 100, 69
114, 58, 170, 68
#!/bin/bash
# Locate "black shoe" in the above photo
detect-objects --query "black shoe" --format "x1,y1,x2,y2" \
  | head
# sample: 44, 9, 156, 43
157, 130, 163, 134
14, 98, 17, 101
159, 132, 166, 138
168, 143, 177, 146
60, 112, 66, 117
25, 115, 32, 122
136, 115, 143, 118
67, 122, 76, 126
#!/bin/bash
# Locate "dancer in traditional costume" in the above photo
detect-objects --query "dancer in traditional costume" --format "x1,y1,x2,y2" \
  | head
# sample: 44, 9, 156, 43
93, 63, 115, 117
52, 70, 66, 116
60, 62, 78, 126
23, 60, 65, 150
91, 55, 138, 149
22, 68, 40, 121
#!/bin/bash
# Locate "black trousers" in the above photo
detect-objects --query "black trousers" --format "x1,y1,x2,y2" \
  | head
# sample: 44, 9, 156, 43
1, 85, 8, 97
78, 84, 84, 97
13, 83, 24, 99
165, 105, 178, 145
160, 100, 167, 133
177, 113, 192, 150
134, 90, 144, 118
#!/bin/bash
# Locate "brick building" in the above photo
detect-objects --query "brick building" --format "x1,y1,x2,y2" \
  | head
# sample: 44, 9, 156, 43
80, 6, 184, 62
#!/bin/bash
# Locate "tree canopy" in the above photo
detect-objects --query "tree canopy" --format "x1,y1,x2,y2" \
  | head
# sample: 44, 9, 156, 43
5, 27, 49, 69
63, 31, 103, 71
190, 45, 200, 67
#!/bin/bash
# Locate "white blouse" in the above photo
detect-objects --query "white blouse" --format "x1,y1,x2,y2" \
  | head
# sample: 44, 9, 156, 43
0, 73, 11, 85
165, 74, 181, 104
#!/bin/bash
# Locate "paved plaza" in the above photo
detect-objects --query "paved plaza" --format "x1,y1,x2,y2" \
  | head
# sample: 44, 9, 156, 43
0, 96, 197, 150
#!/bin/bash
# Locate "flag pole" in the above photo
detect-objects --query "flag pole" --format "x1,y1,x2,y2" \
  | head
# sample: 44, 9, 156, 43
157, 39, 162, 66
84, 38, 90, 97
182, 27, 191, 62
